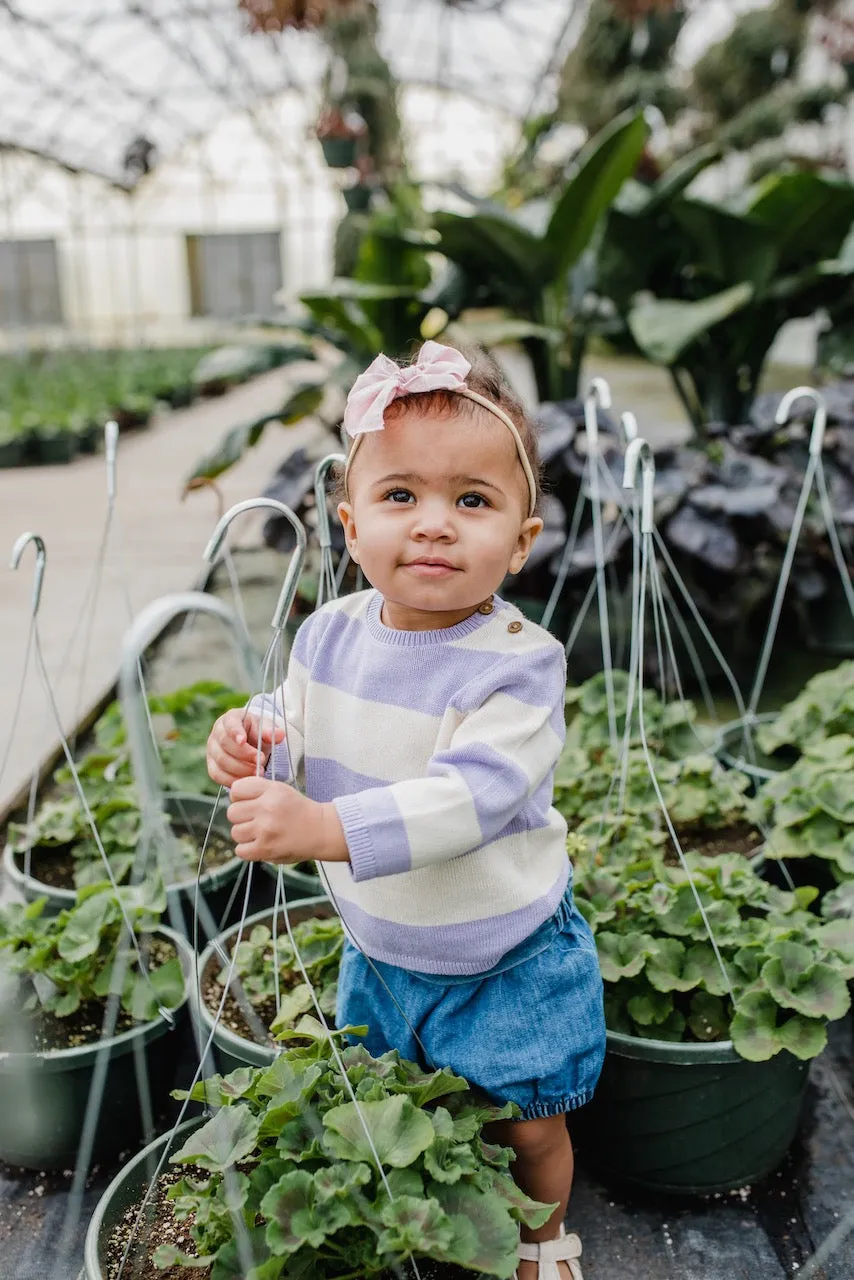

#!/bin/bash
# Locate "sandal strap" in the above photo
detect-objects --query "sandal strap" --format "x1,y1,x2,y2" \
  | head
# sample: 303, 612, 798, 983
518, 1232, 583, 1280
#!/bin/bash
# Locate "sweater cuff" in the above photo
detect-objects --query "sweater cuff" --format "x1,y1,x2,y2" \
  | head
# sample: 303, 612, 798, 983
333, 794, 379, 883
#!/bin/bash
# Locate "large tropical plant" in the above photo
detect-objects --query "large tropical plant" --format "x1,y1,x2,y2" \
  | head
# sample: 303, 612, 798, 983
424, 110, 650, 402
599, 164, 854, 434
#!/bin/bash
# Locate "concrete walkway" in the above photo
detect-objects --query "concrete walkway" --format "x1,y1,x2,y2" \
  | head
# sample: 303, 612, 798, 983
0, 365, 330, 816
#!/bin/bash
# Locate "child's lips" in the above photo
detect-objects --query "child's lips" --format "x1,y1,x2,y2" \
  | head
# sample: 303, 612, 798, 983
404, 558, 460, 577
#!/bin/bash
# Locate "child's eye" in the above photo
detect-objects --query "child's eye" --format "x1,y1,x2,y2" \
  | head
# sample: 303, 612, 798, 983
459, 492, 489, 509
384, 488, 414, 504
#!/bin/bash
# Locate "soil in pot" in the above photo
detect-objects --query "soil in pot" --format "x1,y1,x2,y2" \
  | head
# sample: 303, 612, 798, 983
103, 1167, 475, 1280
201, 904, 338, 1051
15, 937, 177, 1053
666, 822, 763, 863
15, 826, 235, 894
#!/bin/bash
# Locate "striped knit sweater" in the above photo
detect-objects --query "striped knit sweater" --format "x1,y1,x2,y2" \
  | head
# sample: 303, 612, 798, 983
253, 589, 570, 976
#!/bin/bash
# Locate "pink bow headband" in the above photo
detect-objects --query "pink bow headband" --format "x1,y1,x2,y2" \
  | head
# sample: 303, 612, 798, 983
342, 341, 538, 517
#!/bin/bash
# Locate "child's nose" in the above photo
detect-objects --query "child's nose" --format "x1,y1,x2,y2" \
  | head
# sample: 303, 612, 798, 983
411, 498, 456, 540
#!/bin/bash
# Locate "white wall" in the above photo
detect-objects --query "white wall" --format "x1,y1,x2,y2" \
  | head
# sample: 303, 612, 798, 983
0, 86, 516, 349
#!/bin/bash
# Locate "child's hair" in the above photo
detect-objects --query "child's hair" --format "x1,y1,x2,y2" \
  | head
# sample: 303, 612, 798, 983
336, 342, 542, 510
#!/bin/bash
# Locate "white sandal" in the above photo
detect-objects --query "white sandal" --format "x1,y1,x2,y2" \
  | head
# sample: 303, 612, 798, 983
518, 1227, 584, 1280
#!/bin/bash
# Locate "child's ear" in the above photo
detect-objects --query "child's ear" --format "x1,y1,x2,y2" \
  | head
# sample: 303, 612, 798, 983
508, 516, 543, 575
337, 501, 360, 563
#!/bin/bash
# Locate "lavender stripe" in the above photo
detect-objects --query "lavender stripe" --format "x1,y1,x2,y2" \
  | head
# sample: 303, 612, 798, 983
305, 757, 389, 801
429, 744, 532, 842
334, 788, 412, 881
305, 604, 564, 718
334, 866, 570, 975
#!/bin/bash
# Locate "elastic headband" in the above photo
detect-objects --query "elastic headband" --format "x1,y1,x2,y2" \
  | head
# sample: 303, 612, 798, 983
341, 341, 538, 517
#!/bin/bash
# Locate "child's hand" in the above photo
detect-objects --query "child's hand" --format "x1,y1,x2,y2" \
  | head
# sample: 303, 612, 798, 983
206, 709, 285, 788
227, 776, 349, 866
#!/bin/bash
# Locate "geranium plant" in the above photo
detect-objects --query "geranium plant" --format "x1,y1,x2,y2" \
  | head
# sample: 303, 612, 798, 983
149, 1028, 553, 1278
216, 914, 344, 1038
756, 660, 854, 759
574, 836, 854, 1060
564, 670, 707, 760
751, 734, 854, 883
0, 880, 184, 1025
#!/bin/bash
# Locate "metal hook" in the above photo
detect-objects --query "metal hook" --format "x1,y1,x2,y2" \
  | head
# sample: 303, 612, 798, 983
119, 592, 262, 822
775, 385, 827, 458
203, 499, 308, 635
10, 532, 47, 616
623, 437, 656, 535
620, 410, 639, 445
105, 420, 119, 504
314, 454, 346, 550
583, 377, 612, 451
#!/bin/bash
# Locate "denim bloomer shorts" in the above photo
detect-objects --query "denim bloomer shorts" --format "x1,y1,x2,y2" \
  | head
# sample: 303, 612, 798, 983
336, 886, 606, 1119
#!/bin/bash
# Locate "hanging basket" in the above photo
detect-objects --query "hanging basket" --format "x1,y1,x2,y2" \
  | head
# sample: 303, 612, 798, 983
320, 136, 358, 168
3, 794, 244, 936
0, 926, 193, 1170
84, 1116, 202, 1280
714, 713, 788, 790
575, 1029, 809, 1195
194, 897, 331, 1074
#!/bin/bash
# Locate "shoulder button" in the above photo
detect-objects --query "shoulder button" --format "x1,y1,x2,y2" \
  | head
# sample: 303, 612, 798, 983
478, 601, 494, 615
507, 620, 523, 634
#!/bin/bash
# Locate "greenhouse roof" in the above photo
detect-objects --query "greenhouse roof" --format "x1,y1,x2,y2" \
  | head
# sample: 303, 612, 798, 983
0, 0, 587, 185
0, 0, 754, 187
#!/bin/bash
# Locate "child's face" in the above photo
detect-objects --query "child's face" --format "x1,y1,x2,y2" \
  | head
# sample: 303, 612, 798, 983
338, 406, 543, 622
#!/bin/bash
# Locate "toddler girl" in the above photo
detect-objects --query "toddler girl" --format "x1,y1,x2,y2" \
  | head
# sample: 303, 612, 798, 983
206, 341, 606, 1280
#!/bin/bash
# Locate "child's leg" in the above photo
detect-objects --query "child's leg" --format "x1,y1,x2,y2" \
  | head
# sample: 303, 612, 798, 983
487, 1114, 575, 1280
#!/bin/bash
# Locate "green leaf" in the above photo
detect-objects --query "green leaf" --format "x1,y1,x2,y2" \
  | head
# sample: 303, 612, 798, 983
434, 210, 544, 292
628, 283, 754, 366
262, 1170, 352, 1256
645, 939, 697, 993
731, 989, 781, 1062
762, 946, 850, 1021
682, 942, 731, 996
377, 1194, 455, 1256
776, 1015, 828, 1061
313, 1162, 372, 1202
596, 931, 655, 981
171, 1105, 261, 1173
627, 988, 674, 1027
424, 1138, 480, 1185
477, 1168, 556, 1230
322, 1095, 435, 1168
687, 992, 730, 1042
430, 1180, 521, 1279
269, 984, 315, 1034
153, 1244, 214, 1269
545, 111, 650, 280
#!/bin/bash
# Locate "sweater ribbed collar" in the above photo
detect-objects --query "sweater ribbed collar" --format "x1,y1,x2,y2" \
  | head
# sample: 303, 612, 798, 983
364, 589, 506, 647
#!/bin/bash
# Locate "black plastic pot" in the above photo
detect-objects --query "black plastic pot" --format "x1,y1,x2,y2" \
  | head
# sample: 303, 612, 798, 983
3, 794, 244, 937
84, 1115, 202, 1279
343, 183, 372, 211
0, 927, 193, 1171
576, 1030, 810, 1195
30, 430, 78, 465
0, 437, 25, 468
714, 713, 788, 790
320, 136, 357, 168
195, 897, 331, 1074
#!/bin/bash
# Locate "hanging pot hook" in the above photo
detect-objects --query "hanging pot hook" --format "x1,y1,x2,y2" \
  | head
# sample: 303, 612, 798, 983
105, 419, 119, 505
204, 499, 308, 636
314, 454, 346, 551
10, 532, 47, 616
623, 437, 656, 534
583, 376, 612, 452
775, 385, 827, 457
619, 410, 639, 446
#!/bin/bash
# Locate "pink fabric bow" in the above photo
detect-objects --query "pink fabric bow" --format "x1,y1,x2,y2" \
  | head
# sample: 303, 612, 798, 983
343, 341, 471, 437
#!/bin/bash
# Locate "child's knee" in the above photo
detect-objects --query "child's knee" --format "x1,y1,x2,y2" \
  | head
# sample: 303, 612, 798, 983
494, 1114, 570, 1163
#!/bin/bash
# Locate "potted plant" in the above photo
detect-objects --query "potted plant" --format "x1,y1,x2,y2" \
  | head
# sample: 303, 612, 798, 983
556, 738, 760, 862
750, 734, 854, 898
0, 879, 193, 1170
716, 661, 854, 788
564, 670, 708, 760
196, 899, 336, 1073
316, 105, 366, 168
571, 832, 853, 1193
85, 1026, 553, 1279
